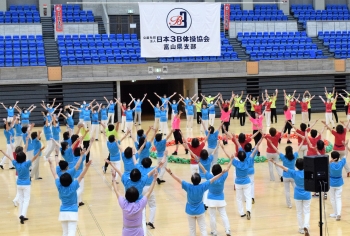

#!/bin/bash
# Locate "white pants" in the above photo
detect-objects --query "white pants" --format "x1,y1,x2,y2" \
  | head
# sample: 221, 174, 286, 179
165, 109, 169, 120
201, 120, 208, 133
209, 114, 215, 126
157, 157, 167, 180
265, 111, 271, 127
207, 147, 219, 169
14, 136, 22, 147
91, 124, 99, 139
84, 120, 91, 130
27, 150, 34, 163
186, 115, 194, 129
236, 183, 252, 215
134, 111, 141, 124
79, 118, 84, 123
325, 112, 335, 127
336, 151, 350, 173
30, 155, 40, 179
0, 143, 14, 168
329, 186, 342, 216
248, 174, 255, 198
301, 112, 309, 125
7, 116, 14, 122
187, 214, 207, 236
190, 164, 199, 174
121, 116, 126, 131
295, 199, 311, 230
142, 186, 156, 223
125, 121, 133, 132
154, 118, 160, 130
17, 185, 31, 217
61, 221, 77, 236
266, 153, 283, 181
290, 110, 296, 124
43, 140, 55, 160
110, 161, 121, 181
284, 177, 295, 207
298, 145, 308, 159
159, 121, 168, 134
107, 113, 114, 124
100, 120, 107, 132
209, 207, 230, 235
77, 179, 84, 203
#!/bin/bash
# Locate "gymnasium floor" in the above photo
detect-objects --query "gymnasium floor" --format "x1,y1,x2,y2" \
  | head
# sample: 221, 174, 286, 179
0, 113, 349, 236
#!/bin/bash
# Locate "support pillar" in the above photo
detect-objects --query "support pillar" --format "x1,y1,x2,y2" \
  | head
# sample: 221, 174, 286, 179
279, 0, 290, 15
313, 0, 325, 10
242, 0, 253, 11
116, 81, 121, 122
0, 0, 7, 11
39, 0, 52, 17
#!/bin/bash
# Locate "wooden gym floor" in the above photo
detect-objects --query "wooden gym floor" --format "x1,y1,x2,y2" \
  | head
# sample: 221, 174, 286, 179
0, 112, 349, 236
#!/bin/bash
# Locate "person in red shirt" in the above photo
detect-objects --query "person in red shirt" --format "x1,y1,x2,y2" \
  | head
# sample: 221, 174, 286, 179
305, 129, 325, 156
264, 126, 285, 182
322, 122, 350, 176
262, 95, 272, 127
253, 102, 262, 116
288, 97, 298, 125
290, 121, 317, 158
297, 96, 315, 127
319, 96, 335, 128
184, 137, 206, 174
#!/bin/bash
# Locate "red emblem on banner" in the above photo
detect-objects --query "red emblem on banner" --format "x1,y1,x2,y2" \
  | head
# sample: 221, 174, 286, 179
224, 4, 230, 31
55, 4, 63, 32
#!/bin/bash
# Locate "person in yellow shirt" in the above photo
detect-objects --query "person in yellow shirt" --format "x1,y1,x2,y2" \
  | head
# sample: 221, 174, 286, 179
303, 90, 313, 124
195, 98, 202, 124
342, 89, 350, 115
201, 93, 220, 105
248, 95, 258, 119
232, 91, 243, 120
331, 93, 339, 123
77, 123, 91, 163
266, 89, 278, 124
238, 96, 249, 126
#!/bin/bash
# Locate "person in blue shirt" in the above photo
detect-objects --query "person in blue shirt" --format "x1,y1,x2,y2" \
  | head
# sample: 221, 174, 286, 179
0, 118, 16, 169
51, 114, 62, 159
103, 96, 118, 124
91, 103, 102, 140
164, 165, 227, 236
271, 158, 312, 235
41, 98, 61, 120
267, 138, 303, 209
208, 101, 217, 127
181, 99, 195, 130
48, 152, 92, 236
147, 99, 161, 130
200, 104, 209, 134
1, 146, 43, 224
100, 103, 108, 132
132, 127, 152, 164
42, 117, 55, 162
198, 155, 233, 236
1, 101, 18, 122
60, 106, 77, 136
14, 116, 23, 147
329, 150, 347, 221
203, 122, 222, 166
117, 98, 135, 134
170, 99, 182, 123
179, 93, 197, 118
21, 124, 35, 166
106, 133, 127, 182
152, 129, 172, 184
54, 146, 85, 178
158, 106, 169, 135
121, 145, 138, 174
30, 130, 43, 180
154, 92, 177, 120
15, 104, 36, 127
129, 93, 147, 126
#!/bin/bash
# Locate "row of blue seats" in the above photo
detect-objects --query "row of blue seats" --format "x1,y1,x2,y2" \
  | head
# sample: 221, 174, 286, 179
238, 31, 307, 39
57, 33, 137, 40
0, 39, 43, 44
52, 16, 94, 23
298, 16, 350, 22
254, 4, 278, 10
250, 51, 325, 60
0, 17, 40, 23
9, 5, 37, 11
1, 56, 45, 61
322, 38, 350, 45
290, 4, 313, 10
57, 37, 138, 44
52, 10, 93, 16
226, 16, 288, 21
328, 45, 350, 52
160, 55, 240, 63
58, 4, 81, 10
0, 45, 44, 50
221, 10, 284, 16
0, 35, 42, 40
57, 42, 140, 49
294, 10, 350, 16
334, 50, 350, 59
221, 4, 240, 10
241, 39, 314, 46
59, 48, 140, 57
245, 45, 318, 53
318, 32, 350, 39
221, 46, 234, 52
325, 5, 348, 10
61, 56, 146, 65
0, 11, 39, 17
0, 50, 44, 55
0, 58, 45, 67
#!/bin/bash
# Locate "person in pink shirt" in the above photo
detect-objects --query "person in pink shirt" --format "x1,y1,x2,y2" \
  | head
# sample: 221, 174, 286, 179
171, 110, 188, 155
245, 109, 264, 156
319, 96, 335, 128
283, 106, 293, 144
218, 99, 234, 145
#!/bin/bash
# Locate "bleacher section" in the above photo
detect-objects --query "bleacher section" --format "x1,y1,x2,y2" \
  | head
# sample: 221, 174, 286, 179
0, 5, 40, 23
52, 4, 94, 23
58, 34, 145, 65
238, 31, 326, 61
161, 32, 240, 63
0, 35, 46, 67
292, 4, 350, 29
317, 31, 350, 59
221, 4, 288, 21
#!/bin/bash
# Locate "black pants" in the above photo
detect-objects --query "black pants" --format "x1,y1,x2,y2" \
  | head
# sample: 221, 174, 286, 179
83, 140, 90, 163
345, 105, 348, 115
232, 107, 239, 119
197, 112, 202, 124
104, 153, 110, 169
271, 108, 277, 123
308, 108, 311, 121
238, 112, 245, 126
332, 110, 338, 123
253, 130, 262, 145
284, 120, 292, 134
222, 121, 230, 133
250, 111, 256, 119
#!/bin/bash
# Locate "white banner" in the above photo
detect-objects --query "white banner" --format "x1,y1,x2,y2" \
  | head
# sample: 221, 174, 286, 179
139, 3, 221, 58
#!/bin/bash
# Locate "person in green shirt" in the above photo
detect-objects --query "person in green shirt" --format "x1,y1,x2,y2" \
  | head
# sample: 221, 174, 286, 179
248, 95, 258, 119
201, 93, 220, 105
238, 96, 249, 126
266, 89, 278, 124
232, 91, 243, 120
77, 123, 91, 163
195, 98, 202, 124
341, 89, 350, 115
303, 90, 313, 123
325, 86, 335, 100
283, 89, 296, 107
331, 93, 339, 123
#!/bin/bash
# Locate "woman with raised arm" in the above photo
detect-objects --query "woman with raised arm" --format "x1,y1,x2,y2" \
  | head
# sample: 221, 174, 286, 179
195, 99, 203, 125
304, 90, 313, 122
0, 146, 44, 224
154, 92, 176, 120
49, 154, 92, 236
152, 128, 172, 184
181, 98, 196, 130
339, 93, 350, 120
104, 96, 117, 124
247, 95, 258, 118
267, 89, 278, 124
270, 158, 311, 236
232, 91, 243, 120
237, 95, 249, 126
165, 165, 227, 236
91, 102, 102, 140
130, 93, 147, 126
1, 101, 18, 122
15, 105, 36, 127
132, 127, 152, 164
296, 95, 315, 127
288, 95, 299, 125
147, 99, 161, 129
331, 93, 339, 123
202, 122, 222, 166
245, 108, 264, 156
305, 129, 325, 157
116, 98, 135, 134
319, 95, 335, 128
218, 96, 234, 145
283, 105, 293, 144
171, 111, 188, 155
61, 105, 76, 136
170, 98, 182, 124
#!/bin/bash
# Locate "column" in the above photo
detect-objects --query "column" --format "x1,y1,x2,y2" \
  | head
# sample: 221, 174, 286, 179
242, 0, 253, 11
348, 0, 350, 12
0, 1, 6, 11
116, 81, 121, 122
39, 0, 52, 17
183, 79, 197, 97
279, 0, 290, 15
313, 0, 325, 10
204, 0, 216, 2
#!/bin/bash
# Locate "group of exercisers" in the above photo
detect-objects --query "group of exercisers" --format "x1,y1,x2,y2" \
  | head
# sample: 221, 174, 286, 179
1, 87, 350, 236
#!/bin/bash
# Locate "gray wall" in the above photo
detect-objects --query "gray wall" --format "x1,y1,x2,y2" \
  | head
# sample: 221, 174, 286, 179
325, 0, 347, 5
290, 0, 313, 5
53, 0, 82, 4
7, 0, 39, 6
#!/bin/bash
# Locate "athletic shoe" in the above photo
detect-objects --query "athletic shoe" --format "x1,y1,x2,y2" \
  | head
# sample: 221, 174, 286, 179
210, 232, 217, 236
19, 215, 28, 224
252, 198, 255, 204
0, 165, 3, 169
13, 200, 18, 207
287, 140, 292, 144
330, 214, 336, 218
147, 222, 155, 229
226, 230, 231, 236
347, 172, 350, 177
122, 130, 125, 133
79, 202, 85, 207
9, 167, 15, 170
172, 151, 178, 155
36, 177, 42, 180
280, 177, 283, 182
288, 205, 292, 209
247, 211, 251, 220
298, 228, 304, 234
313, 192, 319, 197
102, 166, 106, 174
304, 227, 310, 236
257, 152, 260, 157
336, 215, 341, 221
240, 214, 246, 217
95, 139, 98, 141
157, 178, 161, 185
324, 193, 327, 200
185, 149, 189, 154
160, 180, 166, 183
204, 205, 208, 210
